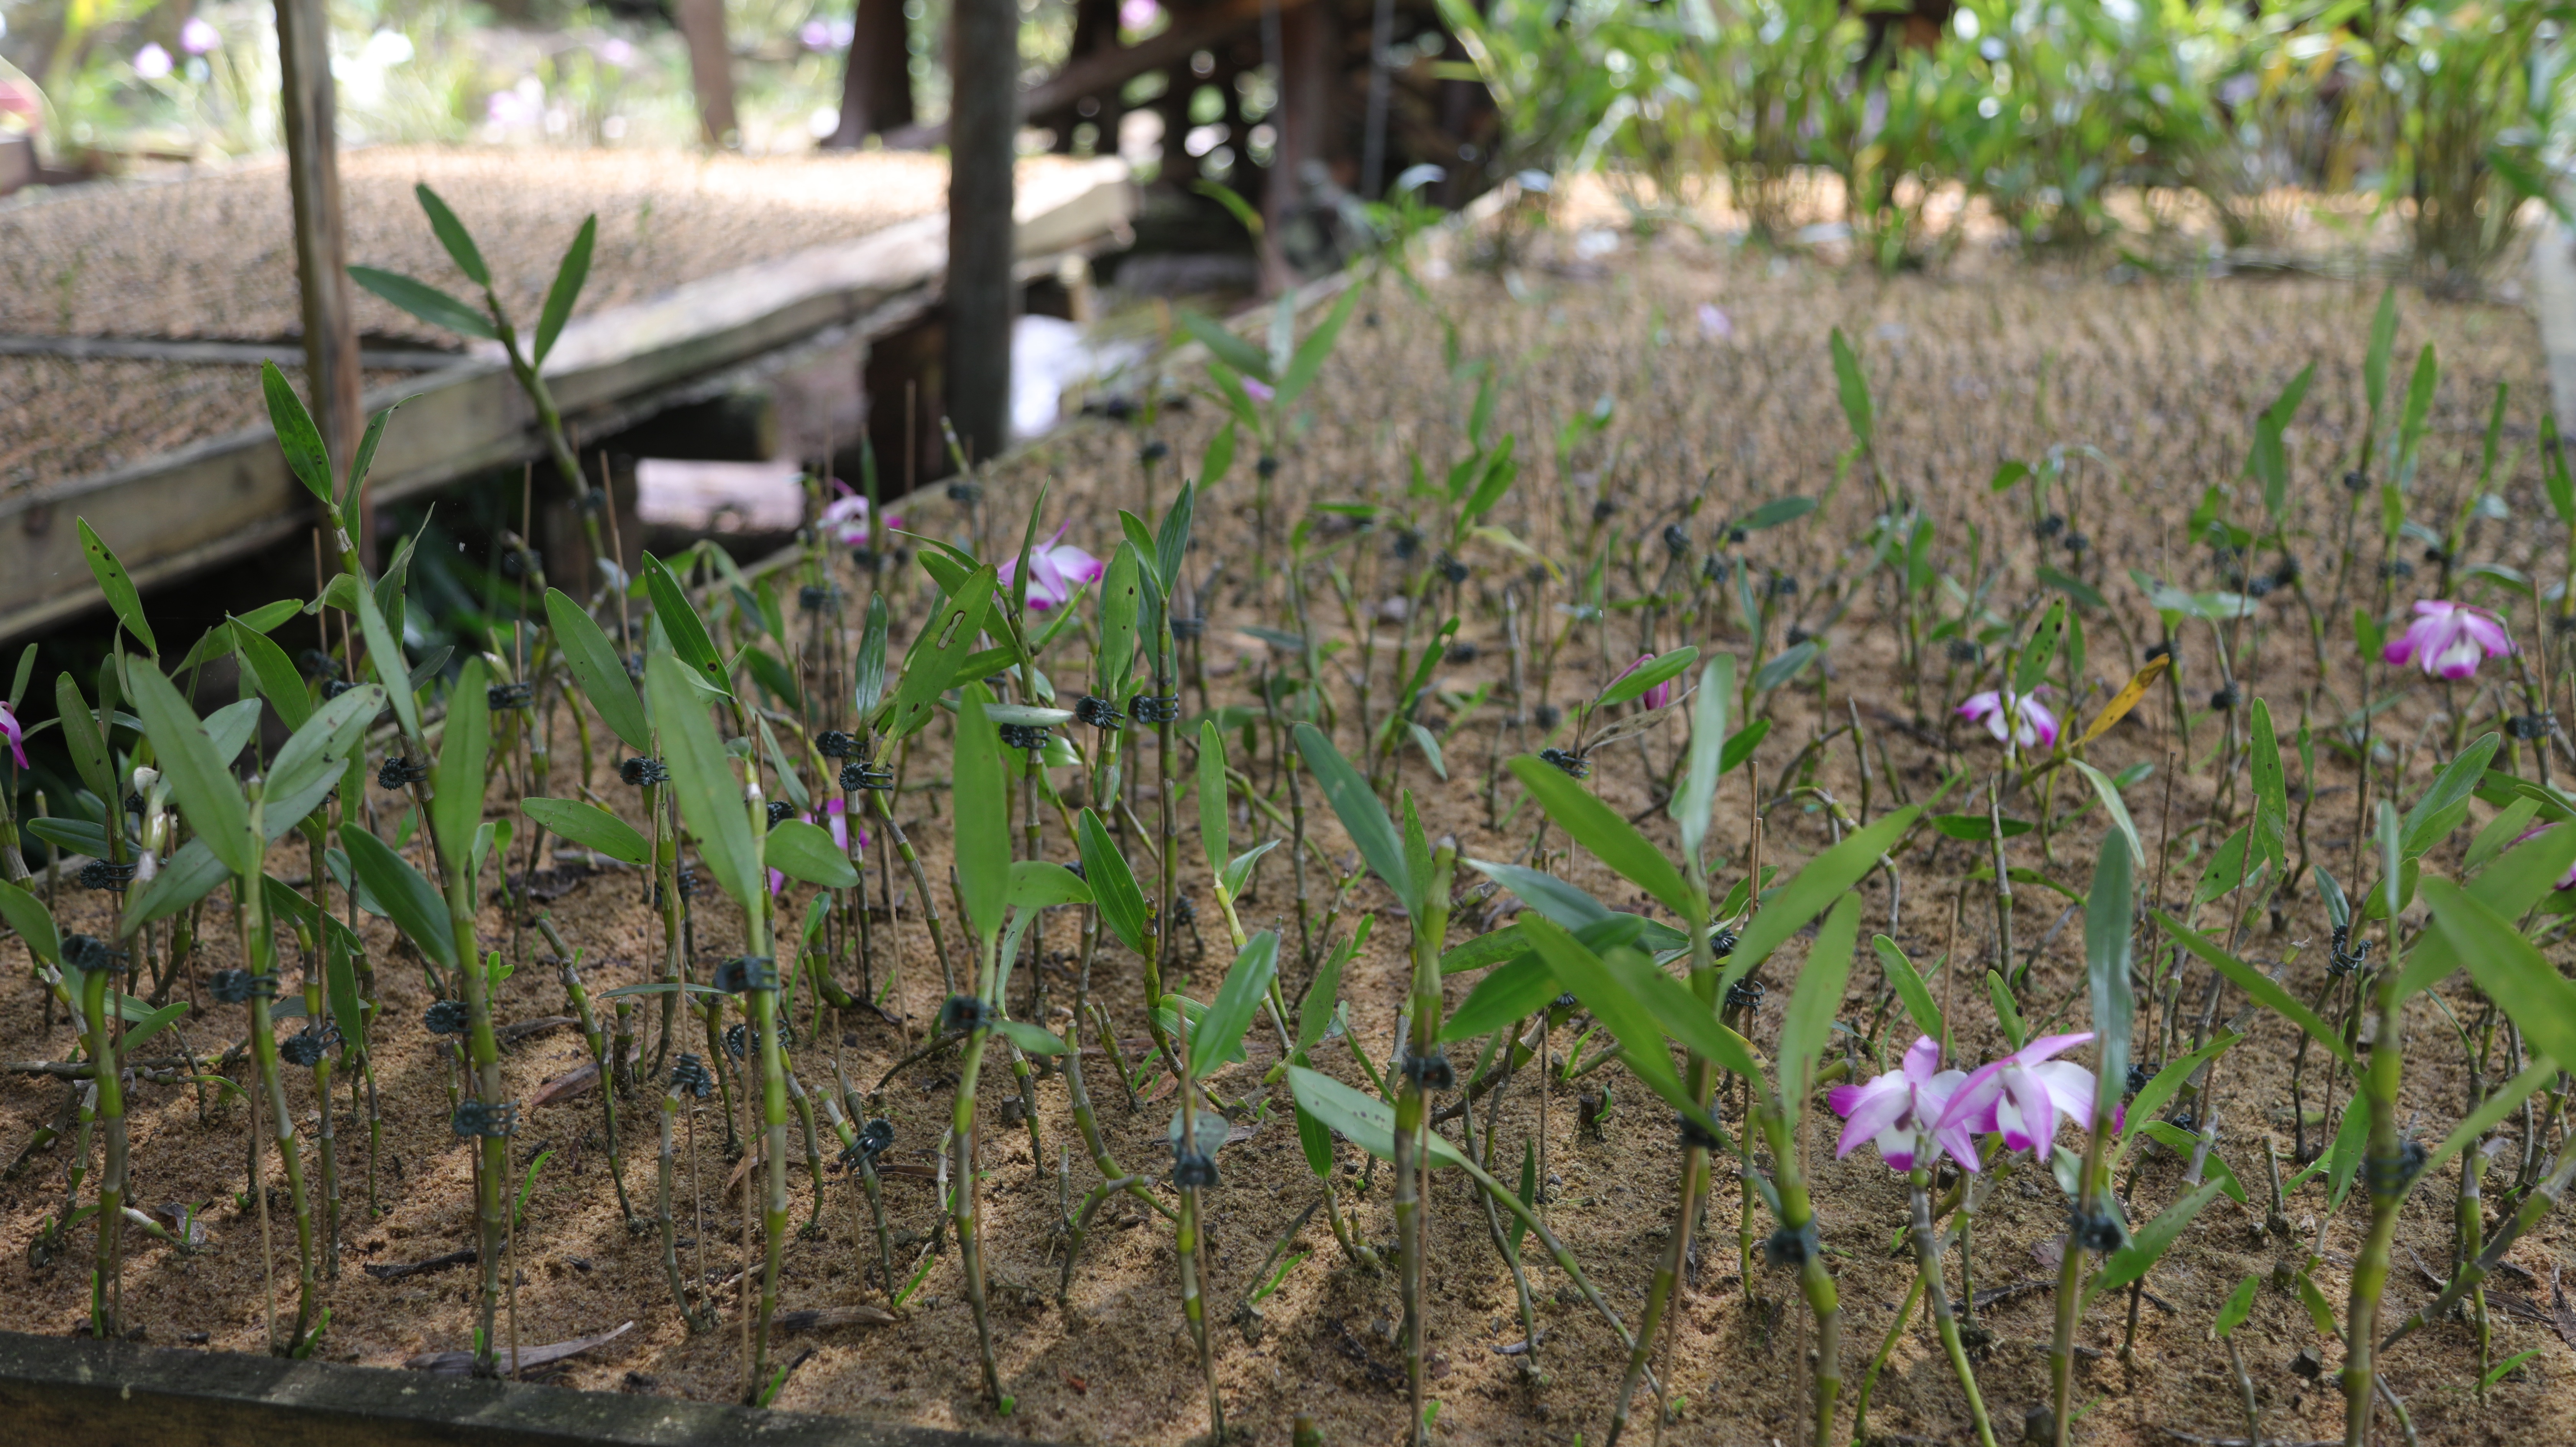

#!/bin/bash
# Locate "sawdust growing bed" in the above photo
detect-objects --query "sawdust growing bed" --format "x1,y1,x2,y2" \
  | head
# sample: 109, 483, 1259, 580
3, 231, 2570, 1447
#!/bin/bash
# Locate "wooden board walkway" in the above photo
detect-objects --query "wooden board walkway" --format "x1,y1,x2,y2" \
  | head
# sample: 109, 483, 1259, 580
0, 154, 1134, 641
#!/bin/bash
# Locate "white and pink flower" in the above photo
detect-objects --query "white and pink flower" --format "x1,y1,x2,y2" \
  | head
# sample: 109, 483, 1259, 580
1937, 1031, 2113, 1159
999, 527, 1106, 612
0, 701, 25, 769
1829, 1035, 1973, 1172
1956, 687, 2058, 752
2382, 599, 2513, 681
818, 484, 899, 548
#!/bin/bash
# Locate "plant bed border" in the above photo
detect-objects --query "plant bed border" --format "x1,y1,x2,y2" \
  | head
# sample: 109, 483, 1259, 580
0, 1329, 1051, 1447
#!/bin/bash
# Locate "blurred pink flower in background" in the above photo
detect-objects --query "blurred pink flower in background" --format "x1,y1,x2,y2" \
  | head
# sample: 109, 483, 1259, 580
1120, 0, 1161, 28
1830, 1035, 1972, 1172
133, 43, 173, 79
1956, 687, 2057, 751
999, 527, 1105, 611
2382, 599, 2512, 680
180, 18, 221, 54
595, 37, 637, 66
820, 486, 899, 548
1697, 303, 1732, 341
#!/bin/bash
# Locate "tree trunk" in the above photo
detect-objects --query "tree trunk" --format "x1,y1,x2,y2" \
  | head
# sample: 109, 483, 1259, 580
827, 0, 914, 148
945, 0, 1018, 466
676, 0, 739, 148
273, 0, 365, 554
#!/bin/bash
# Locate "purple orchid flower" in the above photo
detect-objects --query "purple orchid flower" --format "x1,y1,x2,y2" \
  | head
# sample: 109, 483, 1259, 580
998, 526, 1106, 612
1955, 687, 2057, 752
2382, 599, 2513, 681
1936, 1032, 2116, 1160
818, 483, 900, 549
1611, 652, 1677, 710
0, 700, 25, 769
1829, 1035, 1975, 1172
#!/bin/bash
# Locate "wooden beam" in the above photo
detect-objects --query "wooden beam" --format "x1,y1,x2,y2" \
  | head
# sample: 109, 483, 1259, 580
271, 0, 363, 540
0, 1329, 1046, 1446
883, 0, 1311, 150
0, 335, 454, 369
945, 0, 1019, 465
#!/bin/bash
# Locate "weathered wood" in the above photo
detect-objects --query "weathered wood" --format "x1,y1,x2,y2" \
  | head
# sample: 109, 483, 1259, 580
0, 1328, 1044, 1445
0, 335, 452, 369
272, 0, 364, 511
946, 0, 1020, 465
883, 0, 1313, 151
0, 161, 1134, 643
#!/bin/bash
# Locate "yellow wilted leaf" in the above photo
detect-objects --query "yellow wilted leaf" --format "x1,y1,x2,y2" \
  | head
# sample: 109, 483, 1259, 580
2072, 655, 2170, 750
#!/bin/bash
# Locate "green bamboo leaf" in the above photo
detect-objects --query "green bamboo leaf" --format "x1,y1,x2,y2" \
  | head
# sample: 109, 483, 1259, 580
1289, 1064, 1471, 1170
644, 653, 761, 909
1076, 809, 1150, 957
1192, 930, 1280, 1078
351, 567, 419, 742
53, 673, 117, 808
1673, 656, 1735, 859
1441, 953, 1559, 1042
1751, 640, 1820, 694
127, 660, 256, 878
1872, 934, 1942, 1040
1439, 923, 1529, 975
2401, 733, 2499, 858
1597, 646, 1697, 710
2085, 1177, 2228, 1307
2424, 878, 2576, 1075
2086, 829, 2134, 1117
883, 566, 996, 740
414, 184, 491, 284
231, 617, 312, 732
78, 519, 158, 656
953, 684, 1012, 942
2394, 823, 2576, 998
851, 593, 890, 719
123, 838, 227, 933
348, 266, 498, 340
533, 215, 595, 364
2213, 1273, 2260, 1338
521, 797, 649, 868
545, 588, 649, 753
1506, 754, 1697, 922
0, 881, 59, 966
340, 825, 457, 970
1198, 719, 1230, 881
1515, 913, 1721, 1138
1777, 894, 1860, 1125
264, 683, 384, 840
1276, 284, 1359, 411
1294, 722, 1414, 915
643, 553, 731, 699
432, 657, 492, 874
2154, 911, 2352, 1065
1722, 804, 1920, 994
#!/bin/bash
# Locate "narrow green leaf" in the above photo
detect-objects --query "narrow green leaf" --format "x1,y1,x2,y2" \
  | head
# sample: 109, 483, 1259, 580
1198, 720, 1230, 882
1777, 895, 1860, 1125
644, 653, 761, 909
1988, 968, 2025, 1050
1507, 755, 1697, 922
2425, 878, 2576, 1075
1673, 655, 1735, 859
953, 684, 1012, 942
2213, 1273, 2261, 1338
2070, 760, 2144, 873
54, 673, 117, 808
1077, 809, 1150, 957
1873, 934, 1942, 1040
2085, 1178, 2227, 1307
78, 520, 158, 656
1276, 285, 1359, 411
1517, 914, 1723, 1138
340, 825, 457, 969
258, 360, 337, 506
432, 658, 492, 874
644, 553, 731, 698
1295, 722, 1414, 915
2086, 829, 2134, 1117
128, 661, 255, 878
1751, 640, 1820, 694
1192, 930, 1281, 1078
123, 838, 227, 932
352, 567, 419, 742
2014, 600, 2066, 697
0, 881, 60, 966
545, 588, 649, 753
521, 797, 648, 867
1829, 327, 1873, 444
1721, 805, 1920, 994
231, 618, 312, 732
1597, 646, 1697, 710
884, 566, 996, 740
348, 266, 498, 340
2154, 912, 2352, 1065
533, 215, 596, 364
1288, 1065, 1469, 1168
2401, 734, 2500, 858
264, 682, 384, 839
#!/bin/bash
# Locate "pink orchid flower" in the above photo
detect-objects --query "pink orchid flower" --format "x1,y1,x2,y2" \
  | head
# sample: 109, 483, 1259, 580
818, 484, 900, 549
1937, 1032, 2115, 1160
0, 700, 25, 769
769, 799, 870, 896
1242, 377, 1276, 403
181, 17, 221, 54
1956, 687, 2057, 752
1611, 653, 1677, 710
2382, 599, 2513, 681
998, 526, 1106, 612
1829, 1035, 1975, 1172
2510, 822, 2576, 890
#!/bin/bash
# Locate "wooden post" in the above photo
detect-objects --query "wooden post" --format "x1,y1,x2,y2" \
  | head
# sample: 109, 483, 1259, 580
1051, 0, 1122, 152
1262, 0, 1334, 289
945, 0, 1017, 467
677, 0, 739, 147
273, 0, 365, 551
827, 0, 915, 148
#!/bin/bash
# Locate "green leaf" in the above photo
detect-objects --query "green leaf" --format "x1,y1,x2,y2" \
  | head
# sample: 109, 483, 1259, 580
533, 215, 596, 364
122, 838, 227, 932
1777, 894, 1860, 1125
2137, 1122, 2246, 1203
2192, 826, 2260, 907
2394, 822, 2576, 998
1719, 719, 1769, 775
1740, 496, 1818, 531
2085, 1176, 2228, 1307
2424, 1058, 2554, 1185
1295, 722, 1414, 915
1178, 309, 1275, 384
348, 266, 497, 340
1873, 935, 1942, 1040
1751, 641, 1819, 694
1673, 656, 1735, 860
2119, 1033, 2239, 1161
2154, 912, 2352, 1065
340, 825, 457, 970
1598, 646, 1697, 710
1008, 860, 1092, 910
644, 653, 761, 910
2425, 878, 2576, 1077
2070, 760, 2144, 872
128, 661, 256, 878
1722, 805, 1919, 995
255, 359, 338, 507
545, 588, 648, 753
884, 566, 996, 740
2402, 734, 2499, 859
2014, 600, 2065, 697
1442, 953, 1559, 1042
2249, 701, 2287, 880
644, 553, 731, 699
342, 400, 398, 513
952, 684, 1012, 942
1988, 968, 2025, 1051
231, 617, 312, 732
432, 657, 492, 875
78, 520, 158, 656
1076, 809, 1150, 957
844, 592, 890, 720
1192, 930, 1280, 1078
1198, 719, 1230, 882
53, 673, 117, 809
0, 881, 61, 966
1277, 285, 1359, 411
1932, 813, 2031, 842
1288, 1065, 1468, 1168
520, 797, 648, 867
1516, 914, 1720, 1138
2085, 829, 2134, 1118
264, 683, 384, 840
352, 567, 419, 743
994, 1017, 1068, 1057
1829, 327, 1873, 445
2213, 1273, 2260, 1339
1506, 755, 1697, 922
1095, 544, 1143, 705
414, 184, 492, 285
1154, 483, 1197, 596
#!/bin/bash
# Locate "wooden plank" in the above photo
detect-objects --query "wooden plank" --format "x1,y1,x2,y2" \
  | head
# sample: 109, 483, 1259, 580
0, 160, 1134, 643
0, 1328, 1044, 1447
0, 335, 453, 369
